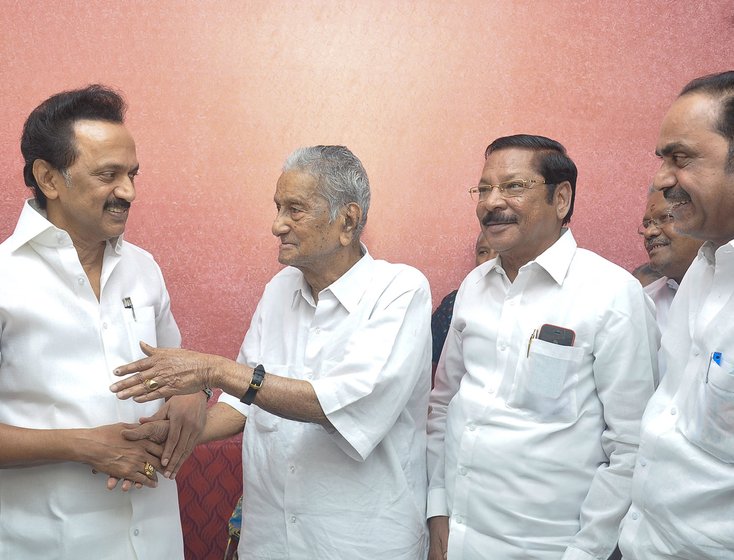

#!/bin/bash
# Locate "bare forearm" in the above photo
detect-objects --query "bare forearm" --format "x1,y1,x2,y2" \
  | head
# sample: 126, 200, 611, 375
213, 357, 331, 427
0, 423, 91, 468
198, 402, 247, 444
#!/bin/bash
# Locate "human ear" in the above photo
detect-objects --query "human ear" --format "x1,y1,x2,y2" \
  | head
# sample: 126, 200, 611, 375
554, 181, 572, 221
340, 203, 362, 245
33, 159, 63, 201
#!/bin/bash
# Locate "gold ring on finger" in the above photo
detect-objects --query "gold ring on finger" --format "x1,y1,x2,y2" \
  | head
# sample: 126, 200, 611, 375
143, 461, 155, 479
144, 378, 160, 391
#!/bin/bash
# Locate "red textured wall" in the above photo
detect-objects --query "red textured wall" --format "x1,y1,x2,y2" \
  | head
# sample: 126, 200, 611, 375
1, 1, 732, 557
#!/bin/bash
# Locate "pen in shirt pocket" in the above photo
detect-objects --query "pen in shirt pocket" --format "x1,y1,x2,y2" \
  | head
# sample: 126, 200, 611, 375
705, 351, 722, 382
122, 297, 137, 321
527, 328, 539, 357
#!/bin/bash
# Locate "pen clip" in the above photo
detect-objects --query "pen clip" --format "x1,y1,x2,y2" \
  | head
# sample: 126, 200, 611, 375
122, 297, 137, 321
527, 328, 538, 357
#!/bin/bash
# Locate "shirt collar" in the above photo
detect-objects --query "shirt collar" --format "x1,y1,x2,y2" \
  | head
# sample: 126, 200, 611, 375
481, 228, 576, 286
6, 199, 124, 255
699, 238, 734, 266
292, 243, 373, 313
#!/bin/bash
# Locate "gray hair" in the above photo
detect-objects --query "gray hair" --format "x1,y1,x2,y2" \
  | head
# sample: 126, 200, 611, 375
282, 145, 370, 236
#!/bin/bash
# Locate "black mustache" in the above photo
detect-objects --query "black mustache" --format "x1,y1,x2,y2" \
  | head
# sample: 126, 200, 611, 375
663, 187, 691, 205
104, 199, 131, 211
481, 212, 517, 227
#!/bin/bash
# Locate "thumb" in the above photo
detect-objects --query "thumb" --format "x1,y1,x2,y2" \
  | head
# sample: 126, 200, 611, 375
139, 341, 156, 356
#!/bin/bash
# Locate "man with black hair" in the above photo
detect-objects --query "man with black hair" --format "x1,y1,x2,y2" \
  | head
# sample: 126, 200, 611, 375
0, 85, 204, 559
427, 134, 658, 560
619, 70, 734, 560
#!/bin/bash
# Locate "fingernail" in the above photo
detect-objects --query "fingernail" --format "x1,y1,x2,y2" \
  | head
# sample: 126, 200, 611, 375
165, 471, 172, 479
161, 458, 169, 466
109, 383, 118, 391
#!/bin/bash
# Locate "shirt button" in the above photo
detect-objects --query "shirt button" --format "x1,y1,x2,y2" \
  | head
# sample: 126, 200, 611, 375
102, 322, 108, 329
499, 344, 507, 351
468, 424, 476, 432
670, 407, 678, 415
639, 458, 647, 467
488, 387, 495, 394
631, 512, 639, 521
458, 467, 467, 476
289, 465, 295, 473
133, 528, 140, 536
77, 276, 85, 285
56, 233, 65, 244
290, 516, 297, 523
315, 328, 321, 334
455, 515, 464, 525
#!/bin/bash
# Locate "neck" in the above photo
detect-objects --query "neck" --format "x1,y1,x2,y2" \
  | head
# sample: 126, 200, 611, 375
303, 244, 363, 301
73, 238, 106, 301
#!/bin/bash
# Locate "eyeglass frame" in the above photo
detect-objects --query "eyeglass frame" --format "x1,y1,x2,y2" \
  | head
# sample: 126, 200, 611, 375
468, 179, 553, 201
637, 212, 675, 236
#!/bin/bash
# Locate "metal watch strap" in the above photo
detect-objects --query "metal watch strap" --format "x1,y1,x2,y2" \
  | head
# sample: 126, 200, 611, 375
240, 364, 265, 405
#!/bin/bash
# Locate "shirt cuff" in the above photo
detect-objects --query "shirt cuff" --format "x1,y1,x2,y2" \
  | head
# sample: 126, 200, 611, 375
217, 390, 250, 416
426, 487, 449, 519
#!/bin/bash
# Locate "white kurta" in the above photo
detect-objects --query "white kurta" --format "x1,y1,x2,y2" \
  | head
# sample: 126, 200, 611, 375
0, 200, 184, 560
619, 241, 734, 559
220, 249, 432, 560
428, 230, 658, 560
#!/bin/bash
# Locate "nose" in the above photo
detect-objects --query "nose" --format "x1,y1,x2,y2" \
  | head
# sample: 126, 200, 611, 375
652, 160, 676, 194
476, 187, 507, 218
272, 209, 290, 237
114, 175, 136, 202
643, 223, 662, 239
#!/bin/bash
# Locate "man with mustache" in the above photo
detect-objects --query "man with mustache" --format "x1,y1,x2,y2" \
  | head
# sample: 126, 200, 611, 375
0, 85, 205, 558
618, 71, 734, 559
638, 187, 702, 335
426, 134, 658, 560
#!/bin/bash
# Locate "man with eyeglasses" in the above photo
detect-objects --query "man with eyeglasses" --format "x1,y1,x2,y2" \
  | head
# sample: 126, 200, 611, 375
638, 187, 702, 336
618, 71, 734, 560
427, 134, 658, 560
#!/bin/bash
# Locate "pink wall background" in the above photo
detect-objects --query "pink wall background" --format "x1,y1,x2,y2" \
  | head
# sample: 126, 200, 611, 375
1, 1, 732, 363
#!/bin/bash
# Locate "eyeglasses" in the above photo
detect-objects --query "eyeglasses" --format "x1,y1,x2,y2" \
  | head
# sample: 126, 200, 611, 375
468, 179, 551, 201
637, 213, 674, 235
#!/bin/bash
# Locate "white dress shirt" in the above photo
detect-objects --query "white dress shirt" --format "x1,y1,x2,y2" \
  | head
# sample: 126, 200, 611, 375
643, 275, 679, 336
219, 248, 432, 560
0, 200, 184, 560
427, 230, 658, 560
619, 241, 734, 559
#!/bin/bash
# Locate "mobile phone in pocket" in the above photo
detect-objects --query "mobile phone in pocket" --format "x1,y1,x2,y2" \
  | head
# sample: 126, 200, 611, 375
538, 324, 575, 347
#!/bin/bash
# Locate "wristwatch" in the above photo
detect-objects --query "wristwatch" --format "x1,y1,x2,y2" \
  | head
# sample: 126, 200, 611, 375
240, 364, 265, 405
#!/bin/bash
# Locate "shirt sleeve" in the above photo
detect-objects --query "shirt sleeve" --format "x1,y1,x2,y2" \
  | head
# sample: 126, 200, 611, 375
565, 278, 659, 559
426, 288, 467, 519
310, 268, 432, 462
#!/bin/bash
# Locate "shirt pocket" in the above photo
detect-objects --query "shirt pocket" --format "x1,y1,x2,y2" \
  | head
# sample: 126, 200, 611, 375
122, 305, 157, 360
508, 339, 585, 422
679, 356, 734, 463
